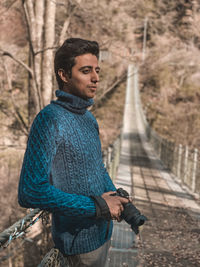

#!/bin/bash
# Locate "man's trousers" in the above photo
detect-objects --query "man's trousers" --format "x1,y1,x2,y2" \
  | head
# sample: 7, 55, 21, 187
63, 239, 111, 267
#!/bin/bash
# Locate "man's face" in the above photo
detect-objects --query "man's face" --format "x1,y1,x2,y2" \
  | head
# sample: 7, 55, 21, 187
62, 53, 100, 99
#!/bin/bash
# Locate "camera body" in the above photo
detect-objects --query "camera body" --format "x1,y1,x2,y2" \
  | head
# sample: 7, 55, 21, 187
115, 188, 147, 234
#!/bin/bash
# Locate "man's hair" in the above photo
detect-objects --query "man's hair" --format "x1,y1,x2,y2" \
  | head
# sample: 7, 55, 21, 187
54, 38, 99, 90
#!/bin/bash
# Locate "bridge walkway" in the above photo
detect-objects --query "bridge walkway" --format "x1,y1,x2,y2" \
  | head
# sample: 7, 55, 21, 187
107, 65, 200, 267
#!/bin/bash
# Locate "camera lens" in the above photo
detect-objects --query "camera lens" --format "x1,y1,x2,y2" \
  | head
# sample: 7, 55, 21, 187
121, 202, 147, 234
115, 188, 147, 234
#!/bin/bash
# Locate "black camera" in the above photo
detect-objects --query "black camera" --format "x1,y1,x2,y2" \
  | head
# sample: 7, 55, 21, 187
114, 188, 147, 234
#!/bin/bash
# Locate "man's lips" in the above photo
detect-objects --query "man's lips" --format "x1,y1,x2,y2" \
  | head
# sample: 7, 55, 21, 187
88, 86, 97, 89
88, 86, 97, 91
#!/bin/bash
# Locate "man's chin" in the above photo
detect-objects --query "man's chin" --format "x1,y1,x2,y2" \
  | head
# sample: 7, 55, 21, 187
87, 92, 96, 99
81, 94, 95, 100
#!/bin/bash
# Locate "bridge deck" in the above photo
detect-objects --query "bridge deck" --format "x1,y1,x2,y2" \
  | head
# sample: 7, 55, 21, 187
107, 65, 200, 267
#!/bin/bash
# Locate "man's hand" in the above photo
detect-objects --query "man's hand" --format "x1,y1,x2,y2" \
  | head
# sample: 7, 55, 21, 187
101, 191, 129, 222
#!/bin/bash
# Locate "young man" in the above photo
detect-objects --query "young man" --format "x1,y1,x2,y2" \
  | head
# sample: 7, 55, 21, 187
18, 38, 128, 266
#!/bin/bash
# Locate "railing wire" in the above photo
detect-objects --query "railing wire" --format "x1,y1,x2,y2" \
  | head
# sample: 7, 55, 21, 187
0, 208, 43, 249
134, 67, 200, 197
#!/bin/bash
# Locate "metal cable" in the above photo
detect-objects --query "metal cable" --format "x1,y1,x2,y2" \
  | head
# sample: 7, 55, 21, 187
0, 208, 43, 249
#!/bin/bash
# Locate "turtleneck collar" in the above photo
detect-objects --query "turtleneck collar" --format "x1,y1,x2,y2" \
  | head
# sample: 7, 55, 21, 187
51, 90, 94, 114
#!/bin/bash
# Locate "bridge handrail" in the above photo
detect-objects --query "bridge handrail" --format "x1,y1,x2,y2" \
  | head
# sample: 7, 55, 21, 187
134, 67, 200, 197
0, 208, 42, 249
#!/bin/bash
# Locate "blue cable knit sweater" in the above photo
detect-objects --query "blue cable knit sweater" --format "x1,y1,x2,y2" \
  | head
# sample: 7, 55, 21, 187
18, 90, 116, 255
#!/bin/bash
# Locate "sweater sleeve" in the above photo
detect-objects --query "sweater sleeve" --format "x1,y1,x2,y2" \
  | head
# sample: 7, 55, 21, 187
87, 111, 116, 192
102, 162, 116, 192
18, 109, 96, 217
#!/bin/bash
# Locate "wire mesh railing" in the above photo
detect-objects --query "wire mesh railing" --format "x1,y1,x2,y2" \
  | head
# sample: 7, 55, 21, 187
103, 135, 121, 182
134, 66, 200, 197
145, 123, 200, 196
0, 209, 42, 249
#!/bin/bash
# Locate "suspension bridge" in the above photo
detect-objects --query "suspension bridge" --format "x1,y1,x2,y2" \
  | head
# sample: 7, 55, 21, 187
0, 65, 200, 266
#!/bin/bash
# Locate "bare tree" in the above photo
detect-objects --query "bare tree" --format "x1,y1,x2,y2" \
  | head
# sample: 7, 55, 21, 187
42, 0, 56, 106
1, 0, 127, 128
23, 0, 56, 125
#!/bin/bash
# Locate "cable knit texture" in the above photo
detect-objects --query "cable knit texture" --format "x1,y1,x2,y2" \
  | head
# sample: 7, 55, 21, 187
18, 90, 116, 255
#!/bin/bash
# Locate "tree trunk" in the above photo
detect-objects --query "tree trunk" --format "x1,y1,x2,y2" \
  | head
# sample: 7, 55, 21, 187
22, 0, 56, 125
34, 0, 44, 91
41, 0, 56, 106
27, 47, 41, 126
23, 0, 42, 125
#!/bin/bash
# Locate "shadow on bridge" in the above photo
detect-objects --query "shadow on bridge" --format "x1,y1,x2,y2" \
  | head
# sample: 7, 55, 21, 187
121, 132, 166, 171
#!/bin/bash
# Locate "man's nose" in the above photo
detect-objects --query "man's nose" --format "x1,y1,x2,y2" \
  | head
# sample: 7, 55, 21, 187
91, 71, 99, 83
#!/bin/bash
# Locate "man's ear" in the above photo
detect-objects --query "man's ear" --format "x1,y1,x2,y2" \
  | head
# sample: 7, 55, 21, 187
58, 69, 69, 83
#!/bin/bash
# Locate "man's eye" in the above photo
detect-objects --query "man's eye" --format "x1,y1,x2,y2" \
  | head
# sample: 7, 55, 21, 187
96, 69, 100, 74
82, 69, 90, 74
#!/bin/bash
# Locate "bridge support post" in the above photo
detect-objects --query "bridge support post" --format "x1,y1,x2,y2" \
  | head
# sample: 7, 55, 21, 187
108, 145, 112, 178
177, 144, 183, 181
191, 148, 198, 193
184, 146, 189, 185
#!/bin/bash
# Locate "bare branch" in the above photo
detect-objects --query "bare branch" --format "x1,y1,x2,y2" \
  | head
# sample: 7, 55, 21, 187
1, 57, 29, 135
59, 19, 70, 46
24, 0, 36, 41
22, 0, 44, 116
13, 105, 29, 135
22, 0, 35, 56
34, 46, 58, 56
0, 107, 11, 118
0, 0, 18, 16
49, 0, 82, 6
58, 1, 78, 45
0, 96, 29, 136
0, 48, 34, 77
49, 0, 66, 6
35, 0, 45, 51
